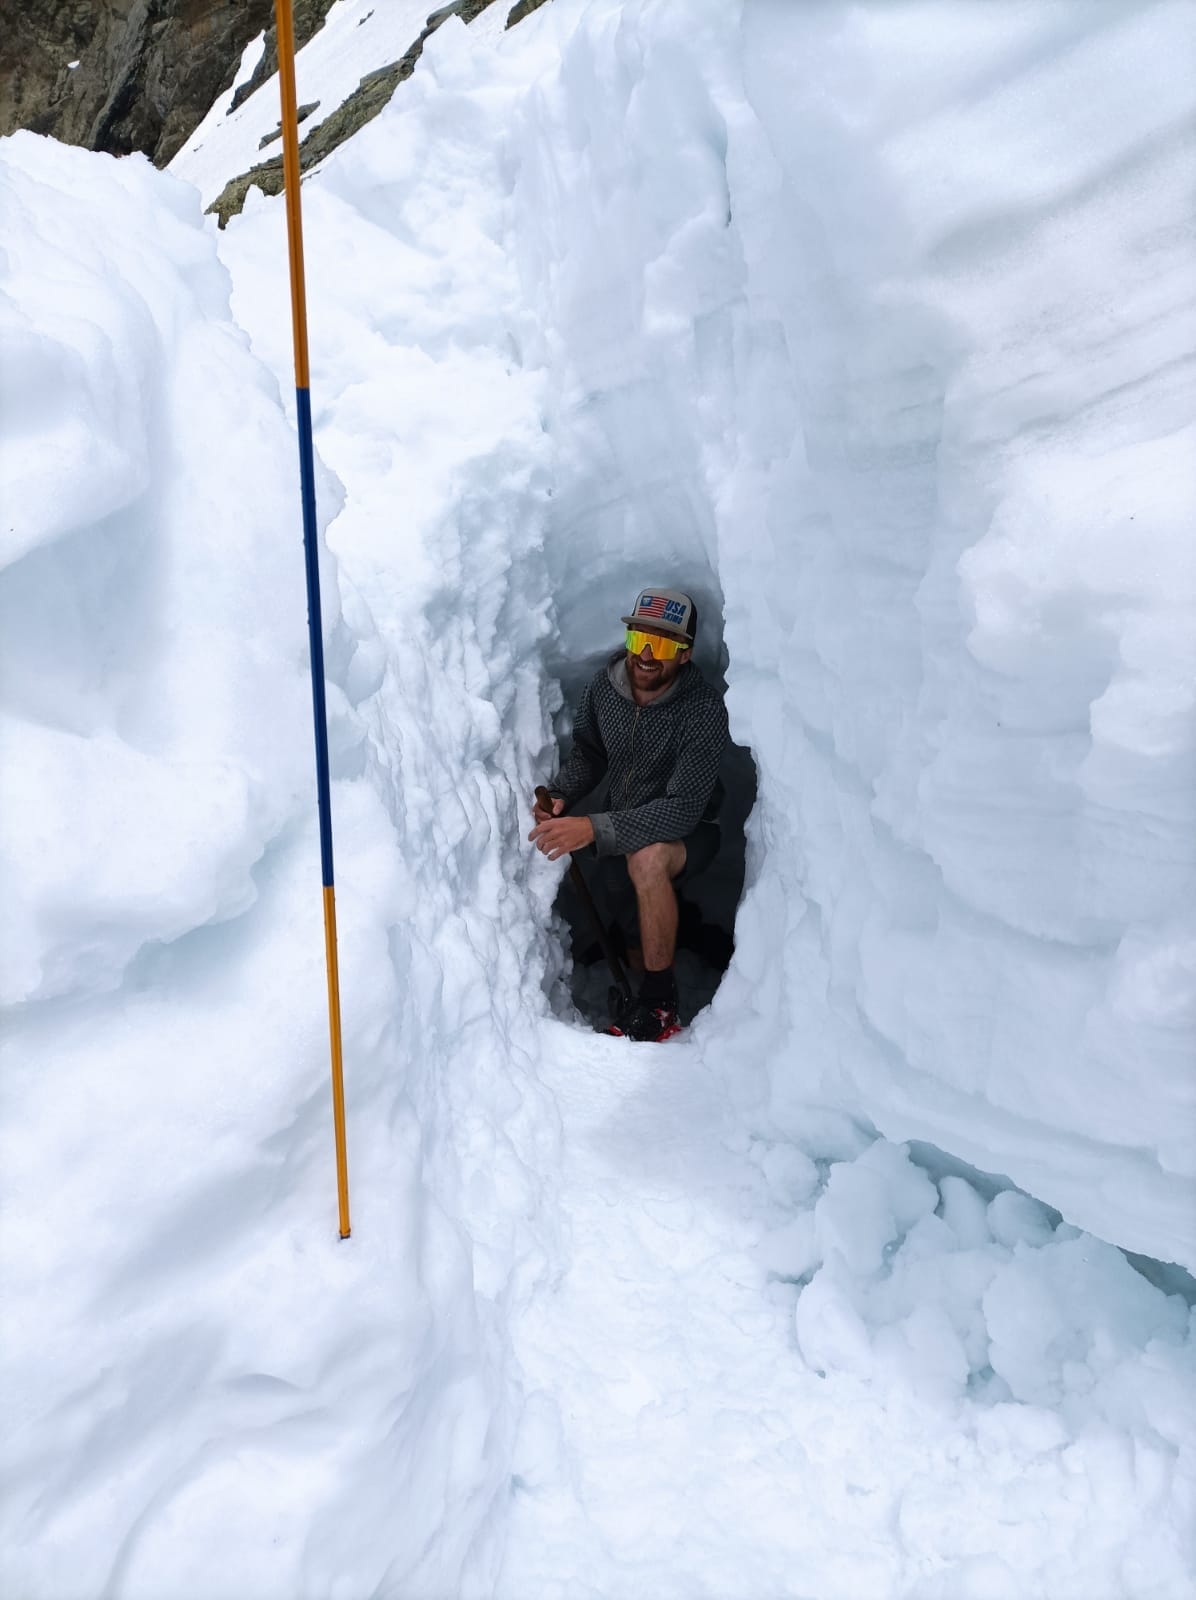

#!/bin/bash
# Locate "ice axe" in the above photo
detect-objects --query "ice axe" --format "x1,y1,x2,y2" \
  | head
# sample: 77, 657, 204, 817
535, 786, 633, 1007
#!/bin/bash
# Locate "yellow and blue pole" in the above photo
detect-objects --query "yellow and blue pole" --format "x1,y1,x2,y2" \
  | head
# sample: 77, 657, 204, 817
274, 0, 350, 1238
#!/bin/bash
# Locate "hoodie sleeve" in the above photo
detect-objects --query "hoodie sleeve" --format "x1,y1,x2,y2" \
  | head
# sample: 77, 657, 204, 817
548, 676, 608, 804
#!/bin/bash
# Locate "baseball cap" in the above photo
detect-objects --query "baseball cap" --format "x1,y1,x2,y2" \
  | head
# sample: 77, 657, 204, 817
621, 587, 698, 643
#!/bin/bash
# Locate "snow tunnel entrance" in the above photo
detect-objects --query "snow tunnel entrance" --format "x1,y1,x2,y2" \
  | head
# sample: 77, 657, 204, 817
543, 618, 757, 1030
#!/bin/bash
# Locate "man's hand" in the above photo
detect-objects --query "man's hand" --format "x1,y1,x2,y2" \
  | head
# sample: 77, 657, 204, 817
528, 812, 596, 861
532, 790, 565, 826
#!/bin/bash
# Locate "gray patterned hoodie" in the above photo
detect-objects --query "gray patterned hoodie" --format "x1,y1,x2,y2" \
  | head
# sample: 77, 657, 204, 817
548, 651, 729, 857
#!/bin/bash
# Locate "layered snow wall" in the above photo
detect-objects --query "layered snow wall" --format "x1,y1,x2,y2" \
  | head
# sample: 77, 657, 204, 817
504, 0, 1196, 1267
0, 126, 563, 1597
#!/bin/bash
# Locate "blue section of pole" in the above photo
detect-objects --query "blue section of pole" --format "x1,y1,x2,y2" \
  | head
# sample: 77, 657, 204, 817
295, 383, 336, 889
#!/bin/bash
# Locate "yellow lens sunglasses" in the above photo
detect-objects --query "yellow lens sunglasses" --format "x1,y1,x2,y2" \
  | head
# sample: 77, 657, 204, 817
626, 627, 690, 661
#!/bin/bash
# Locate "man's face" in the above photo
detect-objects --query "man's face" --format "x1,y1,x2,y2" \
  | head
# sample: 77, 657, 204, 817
626, 627, 690, 692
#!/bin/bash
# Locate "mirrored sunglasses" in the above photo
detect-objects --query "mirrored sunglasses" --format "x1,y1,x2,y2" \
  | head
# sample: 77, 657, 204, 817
626, 627, 689, 661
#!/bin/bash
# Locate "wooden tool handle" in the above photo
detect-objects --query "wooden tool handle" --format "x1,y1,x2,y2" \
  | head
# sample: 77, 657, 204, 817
532, 786, 630, 999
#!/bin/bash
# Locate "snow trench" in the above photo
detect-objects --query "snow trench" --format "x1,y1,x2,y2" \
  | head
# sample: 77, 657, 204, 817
2, 2, 1195, 1597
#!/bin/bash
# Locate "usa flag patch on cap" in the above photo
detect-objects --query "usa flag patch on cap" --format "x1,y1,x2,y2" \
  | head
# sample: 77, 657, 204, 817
621, 587, 697, 641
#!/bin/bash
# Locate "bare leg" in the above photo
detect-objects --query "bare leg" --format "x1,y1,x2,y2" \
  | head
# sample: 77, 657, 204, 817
627, 842, 687, 971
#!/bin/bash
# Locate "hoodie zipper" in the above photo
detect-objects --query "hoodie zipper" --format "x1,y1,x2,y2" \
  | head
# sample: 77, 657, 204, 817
619, 705, 641, 805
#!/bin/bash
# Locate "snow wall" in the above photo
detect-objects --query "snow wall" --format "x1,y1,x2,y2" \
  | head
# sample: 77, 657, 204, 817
506, 0, 1196, 1266
2, 0, 1195, 1595
1, 123, 564, 1596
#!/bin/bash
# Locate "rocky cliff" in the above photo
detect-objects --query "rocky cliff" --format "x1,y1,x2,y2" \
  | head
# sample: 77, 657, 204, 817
0, 0, 333, 165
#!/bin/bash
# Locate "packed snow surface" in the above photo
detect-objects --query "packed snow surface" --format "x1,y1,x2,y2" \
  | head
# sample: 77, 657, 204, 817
3, 1, 1195, 1596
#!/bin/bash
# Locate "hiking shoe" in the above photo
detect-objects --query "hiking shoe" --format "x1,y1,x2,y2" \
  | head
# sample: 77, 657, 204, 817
607, 996, 682, 1042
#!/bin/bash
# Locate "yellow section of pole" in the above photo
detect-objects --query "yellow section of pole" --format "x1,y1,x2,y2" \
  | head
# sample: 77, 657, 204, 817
275, 0, 310, 389
323, 885, 351, 1238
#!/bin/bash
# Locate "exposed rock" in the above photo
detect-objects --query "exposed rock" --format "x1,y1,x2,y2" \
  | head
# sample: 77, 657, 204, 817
259, 102, 320, 150
506, 0, 552, 26
0, 0, 284, 165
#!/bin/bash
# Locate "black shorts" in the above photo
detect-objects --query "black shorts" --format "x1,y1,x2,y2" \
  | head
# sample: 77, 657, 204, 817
674, 819, 720, 884
582, 820, 721, 929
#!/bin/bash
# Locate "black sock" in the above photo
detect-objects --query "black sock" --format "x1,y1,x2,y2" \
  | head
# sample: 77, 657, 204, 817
639, 965, 677, 1005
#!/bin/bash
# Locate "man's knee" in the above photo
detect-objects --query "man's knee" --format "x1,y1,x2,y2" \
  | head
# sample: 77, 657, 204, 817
627, 841, 684, 888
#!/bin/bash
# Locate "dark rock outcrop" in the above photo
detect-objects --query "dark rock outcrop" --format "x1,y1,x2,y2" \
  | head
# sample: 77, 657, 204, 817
506, 0, 552, 26
2, 1, 264, 164
0, 0, 337, 166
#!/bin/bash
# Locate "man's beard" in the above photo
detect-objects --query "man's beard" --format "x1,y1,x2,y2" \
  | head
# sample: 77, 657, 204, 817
628, 652, 682, 690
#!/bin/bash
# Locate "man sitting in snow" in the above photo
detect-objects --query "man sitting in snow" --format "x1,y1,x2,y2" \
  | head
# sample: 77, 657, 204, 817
529, 587, 729, 1040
